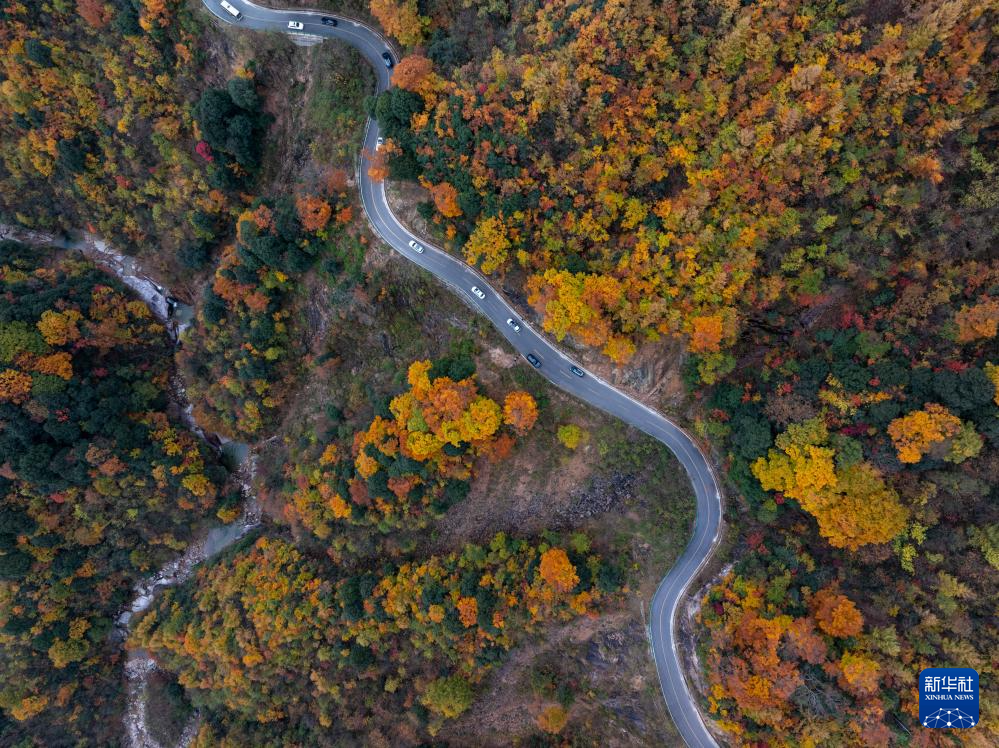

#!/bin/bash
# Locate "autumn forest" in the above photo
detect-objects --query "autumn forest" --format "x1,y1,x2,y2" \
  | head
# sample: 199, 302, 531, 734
1, 0, 997, 745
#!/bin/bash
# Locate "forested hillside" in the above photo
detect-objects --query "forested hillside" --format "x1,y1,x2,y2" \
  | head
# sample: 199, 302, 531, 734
136, 529, 620, 743
0, 0, 224, 251
181, 188, 360, 439
373, 0, 996, 371
0, 241, 228, 744
370, 0, 999, 742
108, 16, 679, 744
1, 0, 996, 744
696, 267, 998, 744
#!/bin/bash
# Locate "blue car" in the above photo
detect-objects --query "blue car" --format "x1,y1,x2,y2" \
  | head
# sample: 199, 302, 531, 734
570, 365, 585, 378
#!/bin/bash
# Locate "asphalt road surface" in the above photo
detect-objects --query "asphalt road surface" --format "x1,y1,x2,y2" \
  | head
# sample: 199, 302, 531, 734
203, 3, 723, 744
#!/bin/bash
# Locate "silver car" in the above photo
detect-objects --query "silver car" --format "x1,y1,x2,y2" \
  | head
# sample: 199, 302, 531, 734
408, 239, 424, 254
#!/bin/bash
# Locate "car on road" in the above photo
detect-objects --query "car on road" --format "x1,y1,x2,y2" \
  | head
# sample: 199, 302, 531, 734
220, 0, 242, 19
506, 318, 521, 332
321, 17, 338, 26
526, 353, 542, 368
408, 240, 425, 254
569, 365, 585, 378
470, 286, 485, 300
376, 136, 384, 150
381, 52, 394, 68
288, 21, 304, 30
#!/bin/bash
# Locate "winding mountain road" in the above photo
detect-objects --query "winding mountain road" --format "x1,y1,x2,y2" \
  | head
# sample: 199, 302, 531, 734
202, 3, 723, 744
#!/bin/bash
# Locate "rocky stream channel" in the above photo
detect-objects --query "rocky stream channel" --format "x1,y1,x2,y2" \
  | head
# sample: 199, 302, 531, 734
1, 225, 259, 747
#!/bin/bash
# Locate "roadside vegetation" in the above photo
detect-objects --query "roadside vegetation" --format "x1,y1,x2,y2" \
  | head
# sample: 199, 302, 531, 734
4, 0, 995, 744
368, 0, 998, 743
0, 10, 692, 746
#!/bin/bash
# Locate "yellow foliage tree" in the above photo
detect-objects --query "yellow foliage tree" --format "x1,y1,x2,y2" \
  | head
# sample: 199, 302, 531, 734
36, 309, 81, 346
536, 704, 569, 734
754, 420, 907, 549
557, 424, 587, 450
803, 462, 908, 550
887, 404, 962, 463
603, 334, 637, 365
985, 362, 999, 406
464, 215, 511, 274
752, 419, 837, 499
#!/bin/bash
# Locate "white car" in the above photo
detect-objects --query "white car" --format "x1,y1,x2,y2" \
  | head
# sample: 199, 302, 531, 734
470, 286, 486, 300
506, 318, 521, 332
288, 21, 304, 30
376, 136, 384, 150
408, 240, 424, 254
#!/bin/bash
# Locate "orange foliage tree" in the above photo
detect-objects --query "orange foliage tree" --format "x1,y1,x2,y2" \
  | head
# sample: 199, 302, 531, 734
954, 298, 999, 342
392, 55, 434, 93
295, 195, 332, 233
811, 587, 863, 638
76, 0, 111, 27
688, 314, 726, 354
0, 368, 33, 404
396, 0, 997, 373
700, 567, 886, 743
0, 245, 224, 743
502, 391, 538, 435
427, 180, 462, 218
366, 148, 390, 182
538, 548, 579, 593
284, 360, 537, 537
369, 0, 428, 46
137, 532, 620, 737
